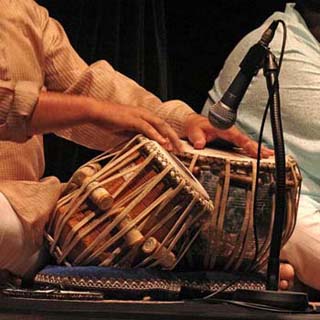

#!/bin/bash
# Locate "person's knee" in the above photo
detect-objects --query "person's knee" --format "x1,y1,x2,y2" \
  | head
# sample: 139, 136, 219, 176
0, 211, 24, 250
0, 193, 31, 274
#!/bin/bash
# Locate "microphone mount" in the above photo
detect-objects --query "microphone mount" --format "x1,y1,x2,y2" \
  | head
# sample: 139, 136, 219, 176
208, 21, 279, 130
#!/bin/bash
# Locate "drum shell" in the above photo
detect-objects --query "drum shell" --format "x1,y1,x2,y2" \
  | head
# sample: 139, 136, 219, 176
46, 136, 213, 269
176, 143, 301, 272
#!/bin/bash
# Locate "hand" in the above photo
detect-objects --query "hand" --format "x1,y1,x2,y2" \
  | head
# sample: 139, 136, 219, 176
95, 102, 184, 152
184, 113, 274, 158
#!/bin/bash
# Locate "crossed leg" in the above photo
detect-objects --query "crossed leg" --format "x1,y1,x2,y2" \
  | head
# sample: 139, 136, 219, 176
280, 196, 320, 291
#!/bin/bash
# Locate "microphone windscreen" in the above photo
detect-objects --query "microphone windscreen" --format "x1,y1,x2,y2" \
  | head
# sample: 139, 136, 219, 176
208, 102, 236, 130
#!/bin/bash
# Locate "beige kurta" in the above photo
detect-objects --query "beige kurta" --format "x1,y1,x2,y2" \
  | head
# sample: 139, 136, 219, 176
0, 0, 195, 251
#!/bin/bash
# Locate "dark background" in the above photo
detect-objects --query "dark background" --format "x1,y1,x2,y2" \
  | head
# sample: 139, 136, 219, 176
37, 0, 287, 181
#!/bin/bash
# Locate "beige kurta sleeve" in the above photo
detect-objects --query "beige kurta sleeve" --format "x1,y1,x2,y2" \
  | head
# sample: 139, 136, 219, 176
0, 80, 41, 142
38, 4, 195, 151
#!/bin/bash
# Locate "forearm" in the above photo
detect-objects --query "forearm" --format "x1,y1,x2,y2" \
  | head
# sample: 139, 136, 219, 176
26, 91, 105, 136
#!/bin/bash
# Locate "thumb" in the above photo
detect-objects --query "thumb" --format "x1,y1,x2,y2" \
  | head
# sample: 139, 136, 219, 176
188, 126, 206, 149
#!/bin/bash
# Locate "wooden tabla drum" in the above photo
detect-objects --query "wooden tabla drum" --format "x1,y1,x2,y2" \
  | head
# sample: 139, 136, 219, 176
176, 141, 301, 273
45, 135, 213, 270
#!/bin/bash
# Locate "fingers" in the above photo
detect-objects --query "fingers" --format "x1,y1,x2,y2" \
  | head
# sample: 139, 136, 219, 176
242, 140, 274, 158
136, 120, 171, 148
221, 127, 274, 158
187, 125, 207, 149
98, 102, 184, 152
259, 144, 274, 158
140, 113, 184, 153
185, 115, 274, 157
185, 114, 210, 149
106, 104, 183, 152
155, 120, 184, 153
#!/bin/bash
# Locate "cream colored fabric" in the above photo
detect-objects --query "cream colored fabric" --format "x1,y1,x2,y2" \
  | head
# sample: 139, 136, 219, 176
0, 0, 195, 266
0, 192, 48, 276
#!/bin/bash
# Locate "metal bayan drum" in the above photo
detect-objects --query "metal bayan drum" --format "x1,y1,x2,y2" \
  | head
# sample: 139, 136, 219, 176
45, 135, 213, 270
176, 141, 301, 273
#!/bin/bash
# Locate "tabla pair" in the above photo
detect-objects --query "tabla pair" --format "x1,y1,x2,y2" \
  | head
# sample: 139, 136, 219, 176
45, 135, 301, 273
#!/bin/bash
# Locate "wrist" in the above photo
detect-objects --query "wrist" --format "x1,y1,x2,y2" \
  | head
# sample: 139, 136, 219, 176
88, 98, 109, 125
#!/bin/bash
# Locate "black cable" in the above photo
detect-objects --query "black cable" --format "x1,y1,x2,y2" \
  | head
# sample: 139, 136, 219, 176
201, 298, 317, 314
200, 280, 238, 300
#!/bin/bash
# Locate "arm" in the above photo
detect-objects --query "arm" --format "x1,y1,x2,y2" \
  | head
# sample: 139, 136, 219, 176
27, 91, 183, 152
34, 5, 191, 151
32, 1, 265, 155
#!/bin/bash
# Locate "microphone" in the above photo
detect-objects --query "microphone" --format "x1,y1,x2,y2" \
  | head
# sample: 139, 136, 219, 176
208, 20, 279, 130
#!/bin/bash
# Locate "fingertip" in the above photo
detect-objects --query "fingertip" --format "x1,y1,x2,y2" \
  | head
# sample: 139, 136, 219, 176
159, 140, 173, 152
261, 146, 274, 157
159, 136, 168, 145
166, 143, 173, 152
261, 151, 275, 159
151, 133, 167, 146
176, 140, 185, 153
190, 135, 206, 150
193, 140, 206, 149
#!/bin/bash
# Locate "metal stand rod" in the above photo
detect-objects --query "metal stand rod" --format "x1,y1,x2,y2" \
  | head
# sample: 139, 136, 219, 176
264, 51, 286, 291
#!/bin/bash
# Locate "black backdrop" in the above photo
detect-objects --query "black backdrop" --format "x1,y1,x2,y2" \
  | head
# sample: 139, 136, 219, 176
37, 0, 287, 181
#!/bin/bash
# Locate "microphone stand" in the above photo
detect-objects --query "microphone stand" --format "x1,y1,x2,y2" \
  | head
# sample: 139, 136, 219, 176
264, 50, 286, 291
229, 50, 309, 311
204, 20, 311, 310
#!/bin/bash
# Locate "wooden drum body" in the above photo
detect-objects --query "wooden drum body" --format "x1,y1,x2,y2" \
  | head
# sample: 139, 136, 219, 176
45, 135, 213, 270
176, 141, 302, 273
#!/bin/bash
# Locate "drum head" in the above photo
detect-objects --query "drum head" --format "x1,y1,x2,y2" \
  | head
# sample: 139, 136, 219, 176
180, 139, 276, 164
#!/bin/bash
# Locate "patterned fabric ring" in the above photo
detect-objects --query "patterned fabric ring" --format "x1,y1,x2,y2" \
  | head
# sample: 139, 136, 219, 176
32, 265, 266, 301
